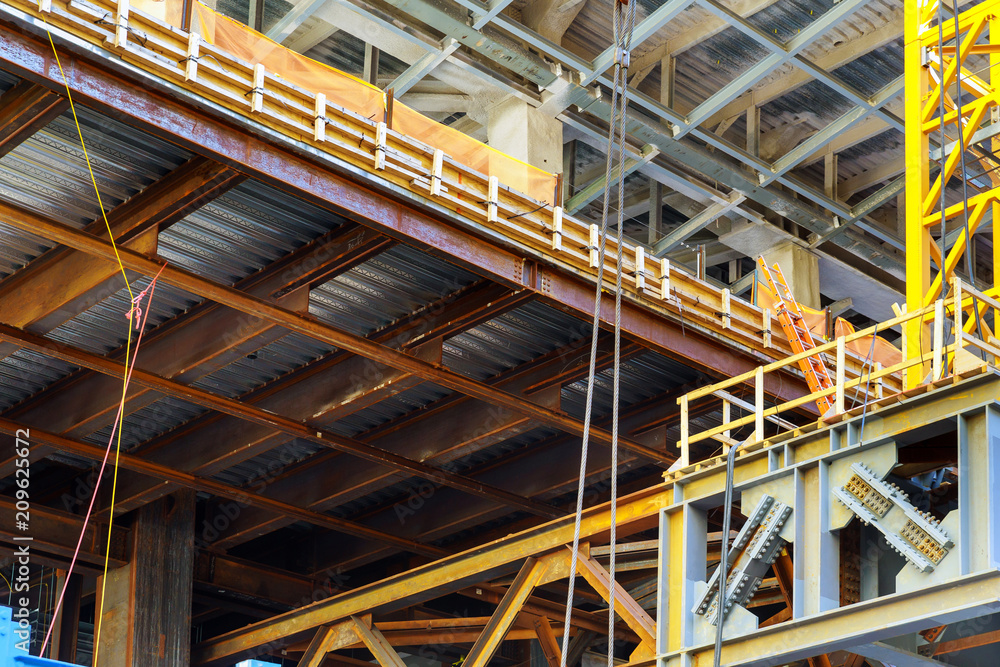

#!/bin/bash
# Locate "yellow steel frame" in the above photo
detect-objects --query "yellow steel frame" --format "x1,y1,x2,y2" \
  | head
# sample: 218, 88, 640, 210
904, 0, 1000, 387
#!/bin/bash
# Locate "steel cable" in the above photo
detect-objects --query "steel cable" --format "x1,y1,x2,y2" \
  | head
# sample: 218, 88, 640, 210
558, 1, 637, 665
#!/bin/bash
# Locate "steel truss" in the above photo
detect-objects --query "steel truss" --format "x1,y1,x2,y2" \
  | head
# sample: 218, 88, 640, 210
904, 0, 1000, 388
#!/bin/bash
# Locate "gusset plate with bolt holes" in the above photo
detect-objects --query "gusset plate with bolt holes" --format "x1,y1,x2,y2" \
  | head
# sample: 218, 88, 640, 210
693, 494, 793, 626
833, 462, 953, 573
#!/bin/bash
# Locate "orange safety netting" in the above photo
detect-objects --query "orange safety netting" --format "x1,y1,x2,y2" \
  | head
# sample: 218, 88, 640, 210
834, 318, 902, 369
753, 273, 827, 338
135, 0, 558, 204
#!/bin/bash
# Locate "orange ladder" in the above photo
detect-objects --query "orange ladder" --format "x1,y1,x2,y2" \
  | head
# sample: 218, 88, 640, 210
757, 257, 835, 415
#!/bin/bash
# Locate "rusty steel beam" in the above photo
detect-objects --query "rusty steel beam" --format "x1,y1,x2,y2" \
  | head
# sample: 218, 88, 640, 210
0, 199, 672, 466
101, 279, 534, 524
210, 334, 609, 549
0, 26, 813, 413
0, 224, 392, 479
1, 497, 332, 609
0, 495, 126, 572
0, 79, 67, 158
0, 155, 243, 334
0, 417, 448, 557
0, 323, 563, 519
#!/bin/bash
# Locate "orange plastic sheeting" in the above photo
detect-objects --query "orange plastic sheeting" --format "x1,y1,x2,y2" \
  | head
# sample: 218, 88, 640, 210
753, 275, 827, 337
193, 2, 386, 121
835, 318, 902, 369
173, 2, 557, 203
393, 105, 555, 203
133, 0, 183, 27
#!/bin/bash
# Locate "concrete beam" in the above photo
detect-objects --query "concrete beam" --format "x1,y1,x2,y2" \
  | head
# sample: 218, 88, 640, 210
521, 0, 588, 43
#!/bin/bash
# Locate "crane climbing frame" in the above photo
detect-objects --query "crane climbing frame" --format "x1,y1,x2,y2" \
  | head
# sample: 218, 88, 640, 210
904, 0, 1000, 388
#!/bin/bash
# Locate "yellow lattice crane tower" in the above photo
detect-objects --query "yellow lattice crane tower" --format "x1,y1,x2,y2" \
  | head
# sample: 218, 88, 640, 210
904, 0, 1000, 388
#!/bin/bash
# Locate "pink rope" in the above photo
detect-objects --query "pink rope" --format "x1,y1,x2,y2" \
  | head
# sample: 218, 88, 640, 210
40, 264, 166, 656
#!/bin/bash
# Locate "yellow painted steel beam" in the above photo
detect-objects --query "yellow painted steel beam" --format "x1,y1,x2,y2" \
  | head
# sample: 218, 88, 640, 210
464, 556, 553, 667
193, 483, 672, 665
573, 549, 656, 650
351, 616, 407, 667
296, 621, 357, 667
534, 617, 563, 667
660, 571, 1000, 667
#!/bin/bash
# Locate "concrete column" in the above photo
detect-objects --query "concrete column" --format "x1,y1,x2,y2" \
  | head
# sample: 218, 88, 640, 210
95, 491, 196, 667
660, 56, 674, 108
767, 241, 821, 310
487, 98, 563, 174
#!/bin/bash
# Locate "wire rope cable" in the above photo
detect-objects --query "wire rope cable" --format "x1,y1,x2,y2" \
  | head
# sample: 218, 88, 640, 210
558, 1, 638, 665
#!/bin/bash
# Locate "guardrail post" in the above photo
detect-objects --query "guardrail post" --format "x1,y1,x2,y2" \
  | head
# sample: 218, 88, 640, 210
679, 395, 689, 468
932, 298, 945, 381
635, 246, 646, 292
551, 206, 562, 251
659, 258, 670, 301
722, 399, 731, 452
754, 366, 764, 444
313, 93, 326, 142
487, 176, 499, 222
374, 122, 387, 170
430, 149, 444, 196
763, 308, 771, 348
954, 277, 964, 352
249, 64, 265, 113
115, 0, 130, 48
721, 288, 731, 329
835, 336, 845, 414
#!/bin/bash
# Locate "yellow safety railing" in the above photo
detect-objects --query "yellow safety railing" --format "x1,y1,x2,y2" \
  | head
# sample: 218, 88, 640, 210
675, 279, 1000, 470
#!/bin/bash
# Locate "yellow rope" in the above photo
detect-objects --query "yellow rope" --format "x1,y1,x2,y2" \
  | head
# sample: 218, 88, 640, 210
44, 22, 134, 665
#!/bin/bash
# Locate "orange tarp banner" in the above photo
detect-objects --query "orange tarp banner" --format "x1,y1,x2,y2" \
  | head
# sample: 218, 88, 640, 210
148, 2, 558, 204
393, 105, 556, 203
133, 0, 183, 28
835, 318, 902, 369
192, 3, 386, 120
753, 273, 827, 338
